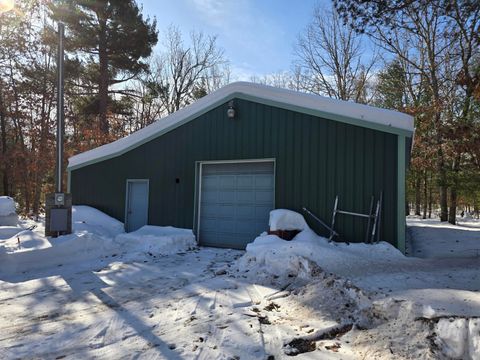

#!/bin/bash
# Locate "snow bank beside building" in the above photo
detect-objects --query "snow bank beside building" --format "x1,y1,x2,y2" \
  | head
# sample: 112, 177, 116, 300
0, 206, 124, 275
0, 196, 18, 226
114, 225, 196, 255
0, 206, 198, 275
67, 205, 124, 241
238, 210, 404, 282
234, 210, 480, 360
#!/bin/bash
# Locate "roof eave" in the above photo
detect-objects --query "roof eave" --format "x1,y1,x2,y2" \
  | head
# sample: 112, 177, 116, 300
68, 84, 414, 171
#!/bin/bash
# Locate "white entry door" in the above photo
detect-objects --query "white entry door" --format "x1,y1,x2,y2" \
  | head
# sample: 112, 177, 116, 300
125, 179, 149, 232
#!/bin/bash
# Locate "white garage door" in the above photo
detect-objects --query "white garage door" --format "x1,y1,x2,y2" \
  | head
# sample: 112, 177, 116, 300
198, 161, 275, 249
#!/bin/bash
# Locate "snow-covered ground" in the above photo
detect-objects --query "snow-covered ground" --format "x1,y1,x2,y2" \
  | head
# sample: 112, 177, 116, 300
0, 208, 478, 359
408, 216, 480, 258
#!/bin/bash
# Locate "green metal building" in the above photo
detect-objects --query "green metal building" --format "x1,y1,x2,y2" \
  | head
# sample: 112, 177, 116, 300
68, 82, 414, 251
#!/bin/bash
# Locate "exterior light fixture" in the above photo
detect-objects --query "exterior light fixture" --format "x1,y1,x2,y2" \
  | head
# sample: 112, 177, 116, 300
227, 100, 235, 119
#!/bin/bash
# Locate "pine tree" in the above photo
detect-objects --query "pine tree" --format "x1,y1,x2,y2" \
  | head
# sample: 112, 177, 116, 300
374, 60, 408, 111
50, 0, 158, 135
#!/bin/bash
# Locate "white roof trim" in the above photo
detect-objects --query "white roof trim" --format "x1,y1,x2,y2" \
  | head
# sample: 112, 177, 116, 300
68, 81, 414, 170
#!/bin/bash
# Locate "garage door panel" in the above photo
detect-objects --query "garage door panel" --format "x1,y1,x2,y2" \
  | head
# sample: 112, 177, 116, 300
236, 205, 256, 219
255, 205, 272, 219
200, 218, 218, 231
255, 190, 274, 203
199, 161, 275, 249
201, 218, 236, 232
201, 204, 235, 218
255, 175, 274, 189
202, 175, 219, 190
202, 233, 250, 249
236, 175, 254, 188
218, 190, 235, 202
236, 190, 255, 203
235, 219, 264, 234
219, 175, 236, 189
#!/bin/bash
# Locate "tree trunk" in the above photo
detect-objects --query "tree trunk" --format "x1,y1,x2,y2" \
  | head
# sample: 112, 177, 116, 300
98, 18, 109, 134
32, 87, 50, 219
428, 176, 433, 219
436, 146, 449, 221
0, 85, 9, 196
448, 187, 457, 225
414, 174, 421, 216
422, 171, 428, 219
448, 156, 460, 225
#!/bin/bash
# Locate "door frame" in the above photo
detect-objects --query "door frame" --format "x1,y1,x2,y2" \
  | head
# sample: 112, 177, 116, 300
194, 158, 276, 245
124, 179, 150, 232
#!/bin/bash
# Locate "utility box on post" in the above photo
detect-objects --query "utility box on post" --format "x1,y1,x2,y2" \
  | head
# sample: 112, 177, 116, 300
45, 23, 72, 238
45, 192, 72, 237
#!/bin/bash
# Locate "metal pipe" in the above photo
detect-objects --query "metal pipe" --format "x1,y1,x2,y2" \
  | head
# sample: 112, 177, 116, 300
56, 22, 65, 193
375, 192, 383, 243
336, 210, 372, 218
365, 196, 374, 243
330, 196, 338, 239
302, 207, 339, 239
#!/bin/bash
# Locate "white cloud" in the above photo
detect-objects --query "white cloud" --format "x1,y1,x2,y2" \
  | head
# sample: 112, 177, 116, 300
191, 0, 248, 29
142, 0, 306, 79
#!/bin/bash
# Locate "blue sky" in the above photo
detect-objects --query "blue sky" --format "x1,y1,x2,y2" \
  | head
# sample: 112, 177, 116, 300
139, 0, 324, 80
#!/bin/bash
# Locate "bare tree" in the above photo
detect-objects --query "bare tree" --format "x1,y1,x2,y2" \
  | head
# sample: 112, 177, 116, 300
129, 69, 166, 131
249, 69, 302, 91
295, 6, 378, 103
368, 2, 479, 223
153, 26, 229, 114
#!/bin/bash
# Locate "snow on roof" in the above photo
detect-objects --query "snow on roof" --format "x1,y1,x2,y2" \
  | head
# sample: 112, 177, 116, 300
68, 81, 414, 170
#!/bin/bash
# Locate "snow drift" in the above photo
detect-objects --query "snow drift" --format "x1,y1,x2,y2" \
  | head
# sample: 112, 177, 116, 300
0, 196, 18, 226
114, 225, 196, 255
0, 206, 198, 275
0, 206, 123, 274
70, 205, 125, 239
235, 210, 480, 360
238, 209, 404, 282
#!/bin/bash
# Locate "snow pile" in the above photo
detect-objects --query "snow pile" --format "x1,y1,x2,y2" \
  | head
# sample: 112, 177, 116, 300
114, 225, 196, 255
233, 207, 480, 360
238, 210, 404, 282
0, 196, 16, 216
0, 206, 125, 275
70, 205, 124, 239
0, 206, 198, 275
0, 227, 49, 253
38, 205, 125, 263
434, 318, 480, 360
0, 196, 18, 226
269, 209, 308, 231
364, 299, 480, 360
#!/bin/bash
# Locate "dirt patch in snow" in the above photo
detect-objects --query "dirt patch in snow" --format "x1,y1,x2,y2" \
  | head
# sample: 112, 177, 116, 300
232, 249, 480, 359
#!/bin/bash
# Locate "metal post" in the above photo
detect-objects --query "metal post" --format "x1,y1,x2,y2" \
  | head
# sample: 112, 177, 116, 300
365, 195, 374, 243
330, 196, 338, 240
371, 199, 381, 242
56, 22, 64, 193
375, 192, 383, 243
302, 207, 339, 240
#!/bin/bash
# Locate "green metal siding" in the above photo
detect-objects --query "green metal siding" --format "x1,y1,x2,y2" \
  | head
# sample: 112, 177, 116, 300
71, 98, 400, 246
